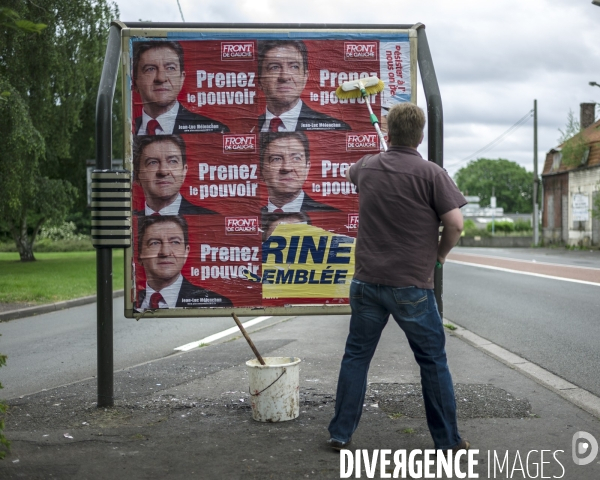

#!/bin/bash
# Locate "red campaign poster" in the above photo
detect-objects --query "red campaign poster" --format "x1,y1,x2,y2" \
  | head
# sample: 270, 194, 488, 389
128, 35, 411, 313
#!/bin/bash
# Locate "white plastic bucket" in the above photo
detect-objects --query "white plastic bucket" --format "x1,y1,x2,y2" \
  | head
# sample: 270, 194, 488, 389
246, 356, 301, 422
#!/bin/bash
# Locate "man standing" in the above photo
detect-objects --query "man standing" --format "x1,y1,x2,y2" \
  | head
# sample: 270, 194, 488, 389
136, 215, 231, 310
133, 41, 229, 135
260, 132, 338, 213
328, 103, 468, 454
133, 135, 216, 216
257, 40, 350, 132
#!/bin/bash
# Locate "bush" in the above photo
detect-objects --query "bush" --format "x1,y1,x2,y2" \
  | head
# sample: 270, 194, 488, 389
38, 221, 88, 241
66, 211, 92, 236
462, 219, 491, 237
514, 219, 532, 232
463, 219, 476, 230
487, 221, 514, 234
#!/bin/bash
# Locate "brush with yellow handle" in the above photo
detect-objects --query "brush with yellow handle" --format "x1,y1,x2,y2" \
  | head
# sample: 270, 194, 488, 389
335, 77, 387, 151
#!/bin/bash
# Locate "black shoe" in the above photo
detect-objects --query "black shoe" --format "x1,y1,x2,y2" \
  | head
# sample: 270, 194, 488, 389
328, 438, 351, 451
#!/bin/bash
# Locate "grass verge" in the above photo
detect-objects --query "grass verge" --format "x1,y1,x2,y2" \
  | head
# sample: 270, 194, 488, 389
0, 251, 124, 304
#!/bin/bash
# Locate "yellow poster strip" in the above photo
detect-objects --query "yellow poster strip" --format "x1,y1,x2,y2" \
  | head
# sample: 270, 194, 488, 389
261, 223, 355, 299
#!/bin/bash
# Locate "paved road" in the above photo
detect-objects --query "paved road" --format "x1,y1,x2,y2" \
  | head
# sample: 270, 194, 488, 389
3, 247, 599, 403
444, 247, 600, 397
0, 299, 282, 399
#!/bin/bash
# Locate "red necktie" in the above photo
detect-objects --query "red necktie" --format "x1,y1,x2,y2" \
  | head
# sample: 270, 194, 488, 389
149, 292, 164, 309
269, 117, 283, 132
151, 212, 160, 216
147, 119, 161, 135
273, 209, 284, 213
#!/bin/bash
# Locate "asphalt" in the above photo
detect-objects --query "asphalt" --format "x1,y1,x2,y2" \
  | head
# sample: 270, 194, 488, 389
2, 310, 600, 479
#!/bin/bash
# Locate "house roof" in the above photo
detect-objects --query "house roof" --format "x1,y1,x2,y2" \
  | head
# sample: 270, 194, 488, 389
542, 119, 600, 176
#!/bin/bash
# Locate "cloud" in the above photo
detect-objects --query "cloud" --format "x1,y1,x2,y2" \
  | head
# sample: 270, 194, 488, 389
115, 0, 600, 177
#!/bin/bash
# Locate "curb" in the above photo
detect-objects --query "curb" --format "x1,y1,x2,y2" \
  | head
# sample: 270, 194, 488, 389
444, 319, 600, 420
0, 290, 125, 322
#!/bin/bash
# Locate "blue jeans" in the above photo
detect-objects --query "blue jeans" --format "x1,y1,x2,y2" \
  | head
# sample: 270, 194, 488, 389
328, 279, 461, 449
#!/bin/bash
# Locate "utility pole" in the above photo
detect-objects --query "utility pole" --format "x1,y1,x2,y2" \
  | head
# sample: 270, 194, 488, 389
533, 99, 539, 245
491, 186, 495, 235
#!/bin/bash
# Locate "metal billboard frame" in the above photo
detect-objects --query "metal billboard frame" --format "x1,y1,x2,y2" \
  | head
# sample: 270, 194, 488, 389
95, 21, 443, 406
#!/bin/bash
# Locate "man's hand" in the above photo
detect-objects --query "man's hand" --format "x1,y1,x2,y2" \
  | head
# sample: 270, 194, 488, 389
437, 208, 463, 265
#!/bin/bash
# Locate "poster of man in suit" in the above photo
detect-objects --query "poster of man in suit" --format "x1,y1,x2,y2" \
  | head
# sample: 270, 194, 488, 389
132, 41, 229, 135
135, 215, 232, 311
126, 32, 414, 313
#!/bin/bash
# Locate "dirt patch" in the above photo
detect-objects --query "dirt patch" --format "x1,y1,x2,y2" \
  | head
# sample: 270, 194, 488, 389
368, 383, 533, 419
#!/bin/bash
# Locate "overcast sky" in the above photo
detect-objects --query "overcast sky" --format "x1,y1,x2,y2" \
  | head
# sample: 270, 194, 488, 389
114, 0, 600, 178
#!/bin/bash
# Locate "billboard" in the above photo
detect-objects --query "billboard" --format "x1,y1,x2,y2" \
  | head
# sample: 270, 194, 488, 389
122, 28, 417, 317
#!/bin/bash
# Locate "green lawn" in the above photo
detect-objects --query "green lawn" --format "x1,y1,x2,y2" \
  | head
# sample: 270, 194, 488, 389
0, 251, 125, 304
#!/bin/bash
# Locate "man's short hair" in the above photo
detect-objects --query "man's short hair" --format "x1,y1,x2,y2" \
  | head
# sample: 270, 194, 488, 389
133, 41, 185, 81
133, 135, 187, 176
386, 103, 426, 147
137, 215, 189, 258
259, 131, 310, 173
257, 40, 309, 77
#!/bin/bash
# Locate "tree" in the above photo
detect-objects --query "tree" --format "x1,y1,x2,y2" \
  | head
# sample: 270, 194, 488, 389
454, 158, 535, 213
557, 110, 588, 168
0, 0, 119, 261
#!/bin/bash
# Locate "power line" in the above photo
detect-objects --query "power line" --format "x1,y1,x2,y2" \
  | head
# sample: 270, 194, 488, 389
176, 0, 185, 22
448, 110, 534, 171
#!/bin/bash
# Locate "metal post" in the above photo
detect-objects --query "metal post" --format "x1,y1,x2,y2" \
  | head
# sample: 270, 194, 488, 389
492, 186, 495, 235
95, 24, 122, 407
533, 99, 539, 245
416, 25, 445, 316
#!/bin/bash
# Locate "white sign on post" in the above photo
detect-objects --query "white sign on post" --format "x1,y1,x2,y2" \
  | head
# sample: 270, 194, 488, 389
572, 194, 589, 222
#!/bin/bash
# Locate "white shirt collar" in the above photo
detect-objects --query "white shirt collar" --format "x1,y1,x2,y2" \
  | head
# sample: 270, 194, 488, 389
262, 100, 303, 132
144, 193, 182, 216
139, 101, 180, 135
267, 190, 305, 212
140, 274, 184, 310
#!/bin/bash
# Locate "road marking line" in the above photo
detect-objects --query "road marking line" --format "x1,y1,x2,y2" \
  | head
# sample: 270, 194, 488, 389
174, 316, 273, 352
447, 259, 600, 286
444, 319, 600, 419
452, 252, 600, 271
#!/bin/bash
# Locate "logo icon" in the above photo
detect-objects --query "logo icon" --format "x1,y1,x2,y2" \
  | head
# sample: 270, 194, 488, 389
346, 133, 379, 151
225, 216, 259, 235
572, 431, 599, 466
346, 214, 359, 231
223, 134, 256, 153
221, 42, 254, 61
344, 42, 378, 60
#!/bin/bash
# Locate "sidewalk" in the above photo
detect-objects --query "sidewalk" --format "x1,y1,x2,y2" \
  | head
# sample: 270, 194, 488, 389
2, 313, 600, 479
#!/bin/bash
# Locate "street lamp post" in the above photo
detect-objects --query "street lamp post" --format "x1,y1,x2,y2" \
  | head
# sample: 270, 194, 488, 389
590, 81, 600, 88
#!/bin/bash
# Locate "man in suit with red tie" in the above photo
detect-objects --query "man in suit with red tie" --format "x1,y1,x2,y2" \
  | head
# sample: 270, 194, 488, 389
260, 131, 338, 213
257, 40, 350, 132
133, 135, 216, 216
136, 215, 232, 311
133, 41, 229, 135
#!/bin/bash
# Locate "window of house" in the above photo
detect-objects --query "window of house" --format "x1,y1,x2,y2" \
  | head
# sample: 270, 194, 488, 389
552, 152, 562, 171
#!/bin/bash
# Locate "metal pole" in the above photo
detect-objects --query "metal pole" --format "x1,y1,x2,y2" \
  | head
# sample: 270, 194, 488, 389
95, 24, 122, 408
533, 99, 539, 245
416, 26, 445, 316
492, 187, 495, 235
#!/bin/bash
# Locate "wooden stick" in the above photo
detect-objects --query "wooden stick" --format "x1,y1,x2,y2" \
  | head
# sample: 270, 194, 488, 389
231, 313, 265, 365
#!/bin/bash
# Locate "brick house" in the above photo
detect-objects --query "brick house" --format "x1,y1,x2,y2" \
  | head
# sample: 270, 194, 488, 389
541, 104, 600, 246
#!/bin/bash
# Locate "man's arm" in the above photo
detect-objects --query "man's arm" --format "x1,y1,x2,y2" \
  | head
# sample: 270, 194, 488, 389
437, 208, 463, 264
